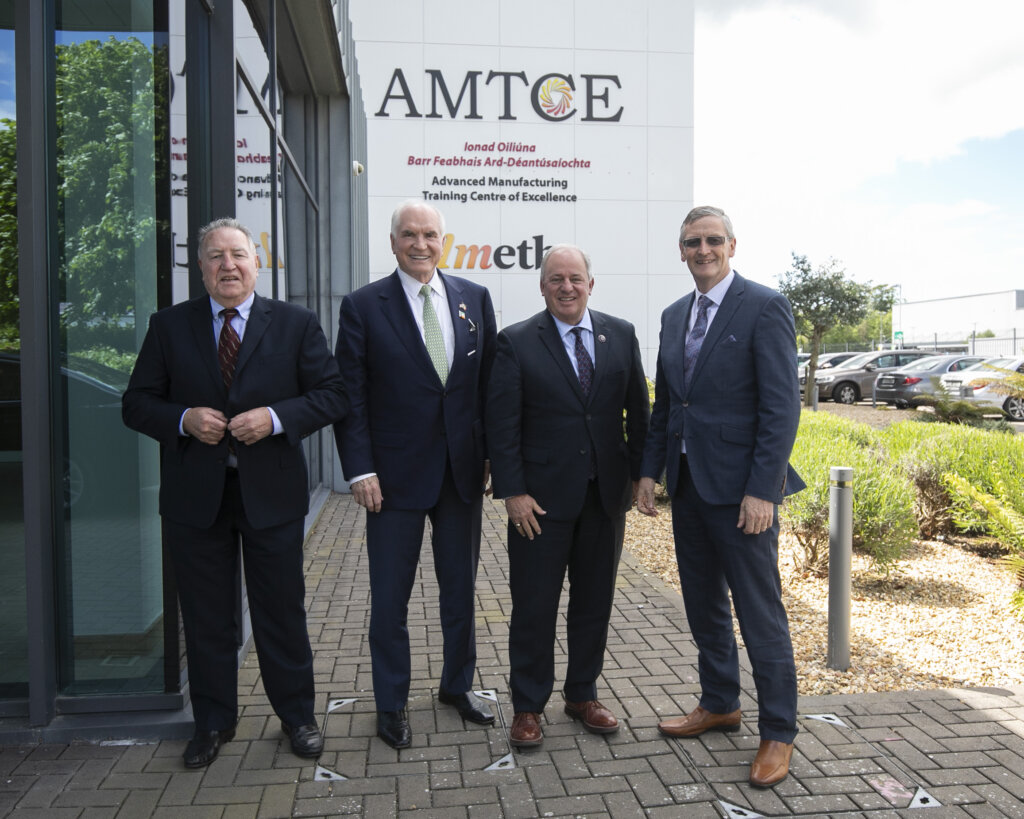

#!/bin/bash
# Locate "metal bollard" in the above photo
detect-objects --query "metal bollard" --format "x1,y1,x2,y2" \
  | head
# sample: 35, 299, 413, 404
827, 466, 853, 671
811, 385, 819, 411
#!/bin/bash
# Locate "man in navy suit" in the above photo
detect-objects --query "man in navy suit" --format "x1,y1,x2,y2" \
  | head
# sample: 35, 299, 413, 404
637, 206, 805, 788
487, 244, 649, 748
123, 218, 346, 768
334, 201, 497, 749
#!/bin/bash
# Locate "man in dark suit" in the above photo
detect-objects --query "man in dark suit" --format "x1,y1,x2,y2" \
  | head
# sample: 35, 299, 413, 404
334, 201, 497, 749
637, 206, 805, 788
122, 218, 346, 768
487, 244, 649, 748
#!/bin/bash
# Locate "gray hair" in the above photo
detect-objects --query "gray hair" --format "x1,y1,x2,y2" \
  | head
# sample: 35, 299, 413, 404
680, 205, 735, 242
198, 217, 257, 254
390, 199, 446, 237
540, 243, 592, 282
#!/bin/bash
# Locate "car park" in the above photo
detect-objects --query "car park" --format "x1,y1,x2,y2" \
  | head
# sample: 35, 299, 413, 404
814, 349, 933, 404
873, 354, 987, 408
939, 356, 1024, 421
798, 351, 860, 391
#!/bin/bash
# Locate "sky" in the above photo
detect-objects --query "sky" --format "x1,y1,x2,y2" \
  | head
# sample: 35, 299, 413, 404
692, 0, 1024, 303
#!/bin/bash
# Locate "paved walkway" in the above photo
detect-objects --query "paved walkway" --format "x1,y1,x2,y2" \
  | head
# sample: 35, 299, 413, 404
3, 493, 1024, 818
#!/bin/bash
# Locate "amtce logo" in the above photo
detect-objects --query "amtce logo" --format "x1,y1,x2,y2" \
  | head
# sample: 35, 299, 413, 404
374, 69, 623, 122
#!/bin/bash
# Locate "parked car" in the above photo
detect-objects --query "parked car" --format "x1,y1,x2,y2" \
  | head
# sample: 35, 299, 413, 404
873, 354, 987, 408
0, 351, 140, 511
798, 351, 860, 391
939, 356, 1024, 421
814, 349, 933, 404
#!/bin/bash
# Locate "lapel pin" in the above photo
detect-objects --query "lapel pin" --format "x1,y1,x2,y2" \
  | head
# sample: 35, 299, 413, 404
459, 310, 466, 319
597, 334, 607, 343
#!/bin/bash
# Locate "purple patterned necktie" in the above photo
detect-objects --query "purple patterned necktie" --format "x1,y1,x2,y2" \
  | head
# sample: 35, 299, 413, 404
571, 327, 593, 395
683, 295, 712, 389
218, 308, 241, 388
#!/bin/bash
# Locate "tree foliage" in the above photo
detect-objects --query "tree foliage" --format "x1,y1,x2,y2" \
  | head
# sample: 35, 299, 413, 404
0, 119, 17, 347
56, 36, 160, 327
777, 253, 873, 405
0, 37, 166, 356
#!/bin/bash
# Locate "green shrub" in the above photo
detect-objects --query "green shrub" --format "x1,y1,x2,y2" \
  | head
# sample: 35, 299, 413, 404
943, 474, 1024, 623
784, 411, 916, 575
883, 423, 1024, 537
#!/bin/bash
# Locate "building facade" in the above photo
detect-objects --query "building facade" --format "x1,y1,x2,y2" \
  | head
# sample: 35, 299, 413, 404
0, 0, 368, 742
349, 0, 696, 373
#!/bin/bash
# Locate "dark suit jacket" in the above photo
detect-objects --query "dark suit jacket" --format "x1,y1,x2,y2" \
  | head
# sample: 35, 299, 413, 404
487, 310, 650, 521
122, 294, 346, 530
640, 272, 805, 504
333, 270, 497, 509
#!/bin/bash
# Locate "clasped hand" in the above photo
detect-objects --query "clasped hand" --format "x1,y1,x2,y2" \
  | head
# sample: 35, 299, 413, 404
184, 406, 273, 447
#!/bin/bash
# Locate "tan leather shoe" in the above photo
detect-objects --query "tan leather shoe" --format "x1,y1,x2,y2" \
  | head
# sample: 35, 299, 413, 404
564, 699, 619, 734
749, 739, 794, 788
510, 712, 543, 748
658, 706, 741, 737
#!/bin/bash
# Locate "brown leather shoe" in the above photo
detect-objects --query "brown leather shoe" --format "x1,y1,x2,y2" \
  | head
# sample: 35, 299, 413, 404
564, 699, 619, 734
658, 706, 742, 738
749, 739, 794, 788
510, 712, 543, 748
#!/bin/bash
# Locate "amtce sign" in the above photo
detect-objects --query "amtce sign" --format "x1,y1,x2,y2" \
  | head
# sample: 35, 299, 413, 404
374, 68, 623, 122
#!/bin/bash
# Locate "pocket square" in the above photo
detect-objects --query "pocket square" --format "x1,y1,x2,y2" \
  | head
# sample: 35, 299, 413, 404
467, 349, 477, 357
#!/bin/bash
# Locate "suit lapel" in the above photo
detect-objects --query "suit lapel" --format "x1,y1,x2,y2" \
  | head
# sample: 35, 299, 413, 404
690, 275, 744, 388
189, 297, 225, 394
589, 311, 610, 401
662, 293, 693, 394
234, 294, 271, 383
441, 272, 472, 378
377, 270, 438, 377
538, 312, 588, 405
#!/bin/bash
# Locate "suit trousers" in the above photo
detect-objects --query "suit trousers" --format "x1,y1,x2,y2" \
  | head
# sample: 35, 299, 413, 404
507, 480, 624, 713
164, 470, 315, 731
670, 455, 798, 743
365, 462, 482, 711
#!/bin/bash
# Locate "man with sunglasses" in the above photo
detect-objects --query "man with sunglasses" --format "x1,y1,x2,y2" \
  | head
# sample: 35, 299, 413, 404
636, 206, 805, 788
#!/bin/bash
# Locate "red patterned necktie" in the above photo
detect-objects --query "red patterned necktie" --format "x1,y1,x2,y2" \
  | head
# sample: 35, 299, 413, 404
218, 308, 241, 388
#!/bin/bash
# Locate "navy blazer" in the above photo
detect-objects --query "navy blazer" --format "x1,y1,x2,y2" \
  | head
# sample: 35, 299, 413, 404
640, 273, 805, 505
487, 309, 650, 521
333, 270, 497, 509
122, 294, 347, 529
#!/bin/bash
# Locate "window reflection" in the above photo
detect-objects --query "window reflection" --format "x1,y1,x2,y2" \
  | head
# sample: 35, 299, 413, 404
54, 3, 166, 695
0, 22, 28, 699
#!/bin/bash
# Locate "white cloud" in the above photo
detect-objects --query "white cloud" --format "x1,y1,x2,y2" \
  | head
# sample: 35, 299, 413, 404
693, 0, 1024, 301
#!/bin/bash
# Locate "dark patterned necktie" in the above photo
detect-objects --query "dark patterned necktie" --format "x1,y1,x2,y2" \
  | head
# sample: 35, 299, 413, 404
571, 327, 594, 395
683, 295, 712, 390
218, 308, 241, 388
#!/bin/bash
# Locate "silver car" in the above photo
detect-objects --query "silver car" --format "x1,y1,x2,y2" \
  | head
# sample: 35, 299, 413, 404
814, 349, 933, 404
939, 356, 1024, 421
873, 354, 987, 408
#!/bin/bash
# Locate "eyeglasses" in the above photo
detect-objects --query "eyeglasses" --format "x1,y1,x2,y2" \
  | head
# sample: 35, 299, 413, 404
681, 236, 728, 249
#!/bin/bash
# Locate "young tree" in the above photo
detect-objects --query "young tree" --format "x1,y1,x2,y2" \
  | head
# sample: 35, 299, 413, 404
778, 253, 872, 407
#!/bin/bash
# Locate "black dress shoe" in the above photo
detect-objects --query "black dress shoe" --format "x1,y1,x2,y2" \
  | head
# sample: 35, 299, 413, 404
438, 689, 495, 725
183, 728, 235, 768
281, 722, 324, 758
377, 709, 411, 749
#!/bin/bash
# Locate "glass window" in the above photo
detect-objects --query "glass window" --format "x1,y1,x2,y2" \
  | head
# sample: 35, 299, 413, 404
54, 0, 166, 695
0, 20, 27, 699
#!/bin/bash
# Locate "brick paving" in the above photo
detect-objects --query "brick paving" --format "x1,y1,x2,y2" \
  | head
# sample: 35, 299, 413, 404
2, 492, 1023, 818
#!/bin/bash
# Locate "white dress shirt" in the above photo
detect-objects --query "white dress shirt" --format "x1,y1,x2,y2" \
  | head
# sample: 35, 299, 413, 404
551, 309, 596, 379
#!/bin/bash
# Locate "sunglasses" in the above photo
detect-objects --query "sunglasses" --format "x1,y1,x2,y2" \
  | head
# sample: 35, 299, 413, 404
681, 236, 728, 249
